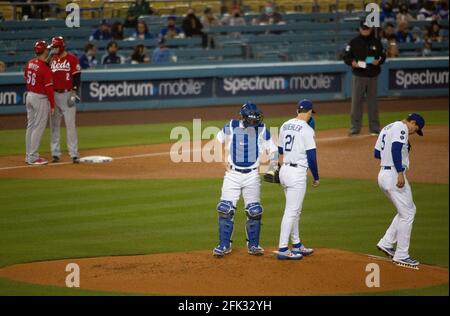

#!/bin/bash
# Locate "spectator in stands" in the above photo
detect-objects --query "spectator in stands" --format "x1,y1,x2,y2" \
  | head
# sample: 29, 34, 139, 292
152, 37, 174, 64
408, 0, 421, 11
380, 22, 396, 45
396, 3, 416, 24
422, 39, 433, 56
160, 16, 184, 39
112, 22, 125, 40
101, 41, 125, 65
386, 37, 400, 58
395, 21, 416, 43
201, 7, 221, 27
254, 1, 284, 25
221, 7, 246, 27
79, 43, 98, 70
125, 0, 154, 28
425, 20, 443, 42
132, 20, 154, 40
417, 1, 437, 20
89, 19, 113, 41
200, 7, 220, 48
182, 9, 208, 48
0, 61, 6, 73
131, 44, 150, 64
436, 1, 449, 20
380, 2, 397, 24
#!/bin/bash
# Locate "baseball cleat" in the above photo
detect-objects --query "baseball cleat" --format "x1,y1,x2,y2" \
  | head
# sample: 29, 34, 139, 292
52, 156, 60, 163
276, 250, 303, 260
72, 156, 80, 164
392, 257, 420, 270
27, 158, 48, 165
248, 245, 265, 256
292, 244, 314, 256
213, 245, 232, 257
376, 244, 395, 258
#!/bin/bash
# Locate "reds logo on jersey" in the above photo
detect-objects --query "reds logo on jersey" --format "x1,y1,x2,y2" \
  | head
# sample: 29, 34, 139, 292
50, 59, 71, 72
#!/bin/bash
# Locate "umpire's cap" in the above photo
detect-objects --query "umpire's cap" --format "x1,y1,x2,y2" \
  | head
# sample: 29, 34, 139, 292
407, 113, 425, 136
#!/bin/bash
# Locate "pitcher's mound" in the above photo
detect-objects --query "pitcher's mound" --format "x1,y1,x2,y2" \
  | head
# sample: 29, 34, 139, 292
0, 248, 447, 295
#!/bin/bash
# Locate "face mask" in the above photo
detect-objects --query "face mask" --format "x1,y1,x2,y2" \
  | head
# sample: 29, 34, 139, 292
265, 6, 273, 14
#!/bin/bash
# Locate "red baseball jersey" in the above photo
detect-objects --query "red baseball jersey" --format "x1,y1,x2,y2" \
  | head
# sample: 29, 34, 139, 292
24, 58, 54, 94
50, 52, 81, 90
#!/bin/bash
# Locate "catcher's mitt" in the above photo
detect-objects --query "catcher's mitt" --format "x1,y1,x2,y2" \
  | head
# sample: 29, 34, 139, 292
264, 168, 280, 183
263, 161, 281, 184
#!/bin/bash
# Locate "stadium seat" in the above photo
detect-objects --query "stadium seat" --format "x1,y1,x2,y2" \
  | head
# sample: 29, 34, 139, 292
0, 1, 14, 20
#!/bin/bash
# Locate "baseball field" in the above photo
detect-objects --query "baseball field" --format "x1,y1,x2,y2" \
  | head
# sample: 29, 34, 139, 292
0, 97, 448, 296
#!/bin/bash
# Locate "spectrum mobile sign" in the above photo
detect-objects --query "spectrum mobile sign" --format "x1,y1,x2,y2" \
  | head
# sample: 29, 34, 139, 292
389, 68, 449, 90
216, 73, 343, 96
82, 78, 213, 102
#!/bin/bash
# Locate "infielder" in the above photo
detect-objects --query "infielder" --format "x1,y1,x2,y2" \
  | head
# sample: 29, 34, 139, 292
213, 102, 278, 257
48, 36, 81, 163
374, 113, 425, 269
276, 100, 319, 260
24, 40, 55, 165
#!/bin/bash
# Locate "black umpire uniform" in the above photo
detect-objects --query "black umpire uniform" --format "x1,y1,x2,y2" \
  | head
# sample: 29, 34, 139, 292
343, 20, 386, 136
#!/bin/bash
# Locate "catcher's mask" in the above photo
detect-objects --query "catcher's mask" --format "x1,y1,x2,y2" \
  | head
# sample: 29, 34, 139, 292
240, 102, 263, 128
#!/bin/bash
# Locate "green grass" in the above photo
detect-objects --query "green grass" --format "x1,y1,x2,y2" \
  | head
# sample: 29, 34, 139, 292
0, 110, 447, 157
0, 178, 448, 295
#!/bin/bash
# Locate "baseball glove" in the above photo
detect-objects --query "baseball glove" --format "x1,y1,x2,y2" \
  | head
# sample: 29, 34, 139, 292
67, 90, 80, 107
264, 164, 280, 183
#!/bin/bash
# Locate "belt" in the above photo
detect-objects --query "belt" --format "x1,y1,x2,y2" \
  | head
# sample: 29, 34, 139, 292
382, 166, 392, 170
55, 89, 71, 93
230, 166, 257, 174
285, 163, 307, 168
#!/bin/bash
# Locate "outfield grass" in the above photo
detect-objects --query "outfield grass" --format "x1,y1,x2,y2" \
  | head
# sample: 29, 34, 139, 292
0, 178, 448, 295
0, 110, 448, 157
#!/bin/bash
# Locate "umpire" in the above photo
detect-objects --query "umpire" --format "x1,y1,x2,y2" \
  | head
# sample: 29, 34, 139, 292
343, 20, 386, 136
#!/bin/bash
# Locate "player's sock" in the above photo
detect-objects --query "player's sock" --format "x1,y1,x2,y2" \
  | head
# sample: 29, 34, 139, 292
292, 242, 302, 249
278, 247, 289, 252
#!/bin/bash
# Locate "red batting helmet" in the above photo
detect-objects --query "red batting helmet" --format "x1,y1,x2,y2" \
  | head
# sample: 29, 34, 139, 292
50, 36, 65, 54
34, 40, 48, 54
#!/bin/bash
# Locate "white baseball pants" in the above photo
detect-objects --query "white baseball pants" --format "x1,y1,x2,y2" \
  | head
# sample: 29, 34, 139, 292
377, 168, 416, 260
278, 165, 307, 249
220, 169, 260, 207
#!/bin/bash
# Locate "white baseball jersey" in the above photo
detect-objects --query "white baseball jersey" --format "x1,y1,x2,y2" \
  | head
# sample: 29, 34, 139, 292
217, 119, 277, 169
278, 119, 316, 166
375, 121, 410, 170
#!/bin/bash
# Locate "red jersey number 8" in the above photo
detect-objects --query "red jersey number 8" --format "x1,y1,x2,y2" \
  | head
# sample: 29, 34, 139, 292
26, 71, 36, 86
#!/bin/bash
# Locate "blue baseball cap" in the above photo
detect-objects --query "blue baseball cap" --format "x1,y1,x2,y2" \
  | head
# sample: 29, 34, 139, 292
297, 99, 315, 113
408, 113, 425, 136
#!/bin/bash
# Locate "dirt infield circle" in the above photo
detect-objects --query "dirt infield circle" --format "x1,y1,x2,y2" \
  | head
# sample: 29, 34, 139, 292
0, 248, 448, 295
0, 125, 448, 295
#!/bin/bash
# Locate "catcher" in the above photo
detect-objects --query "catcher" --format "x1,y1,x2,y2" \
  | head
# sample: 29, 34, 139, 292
213, 102, 279, 257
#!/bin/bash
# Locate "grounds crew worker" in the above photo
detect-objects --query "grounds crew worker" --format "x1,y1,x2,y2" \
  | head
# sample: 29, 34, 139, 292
343, 19, 386, 137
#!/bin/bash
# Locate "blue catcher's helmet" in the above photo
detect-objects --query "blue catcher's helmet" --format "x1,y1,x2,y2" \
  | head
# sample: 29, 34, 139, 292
240, 102, 263, 127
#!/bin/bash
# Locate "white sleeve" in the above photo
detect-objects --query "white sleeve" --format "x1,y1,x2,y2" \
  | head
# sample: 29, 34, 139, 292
374, 133, 383, 151
216, 129, 226, 144
391, 124, 408, 144
303, 128, 316, 151
277, 124, 285, 149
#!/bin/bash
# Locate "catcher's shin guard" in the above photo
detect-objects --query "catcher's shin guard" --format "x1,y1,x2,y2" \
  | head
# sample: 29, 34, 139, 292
245, 203, 263, 248
217, 200, 235, 249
